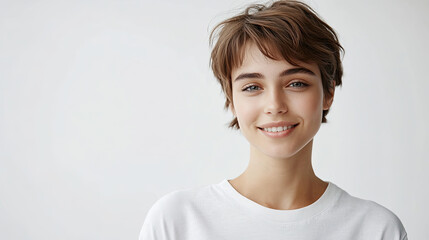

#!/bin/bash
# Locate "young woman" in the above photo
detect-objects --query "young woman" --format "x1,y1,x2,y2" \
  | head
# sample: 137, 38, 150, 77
140, 1, 407, 239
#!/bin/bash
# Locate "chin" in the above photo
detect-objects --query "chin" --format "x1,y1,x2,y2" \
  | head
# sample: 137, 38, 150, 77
261, 138, 314, 159
261, 145, 303, 159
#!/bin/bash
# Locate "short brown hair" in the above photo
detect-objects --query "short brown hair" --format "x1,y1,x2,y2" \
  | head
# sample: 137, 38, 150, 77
209, 0, 343, 129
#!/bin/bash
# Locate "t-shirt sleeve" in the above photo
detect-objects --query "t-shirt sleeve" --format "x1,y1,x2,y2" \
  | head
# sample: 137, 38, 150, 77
387, 209, 408, 240
139, 202, 163, 240
139, 217, 157, 240
139, 191, 184, 240
370, 201, 408, 240
139, 198, 171, 240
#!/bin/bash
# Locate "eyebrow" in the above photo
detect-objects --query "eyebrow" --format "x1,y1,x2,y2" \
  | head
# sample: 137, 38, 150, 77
234, 67, 316, 82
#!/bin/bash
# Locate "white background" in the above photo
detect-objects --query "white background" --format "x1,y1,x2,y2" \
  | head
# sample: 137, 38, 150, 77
1, 0, 428, 239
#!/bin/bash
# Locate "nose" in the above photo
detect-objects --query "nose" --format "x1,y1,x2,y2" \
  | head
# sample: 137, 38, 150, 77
264, 88, 288, 115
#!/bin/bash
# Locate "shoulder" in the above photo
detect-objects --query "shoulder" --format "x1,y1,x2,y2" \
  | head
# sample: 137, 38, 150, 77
146, 185, 204, 218
140, 184, 212, 239
332, 183, 407, 239
142, 183, 218, 226
338, 187, 401, 222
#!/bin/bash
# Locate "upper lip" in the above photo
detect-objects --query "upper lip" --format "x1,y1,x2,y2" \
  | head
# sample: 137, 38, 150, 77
258, 121, 299, 129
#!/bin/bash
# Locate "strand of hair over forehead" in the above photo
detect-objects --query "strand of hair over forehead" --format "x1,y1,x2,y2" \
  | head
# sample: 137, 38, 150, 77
210, 0, 343, 80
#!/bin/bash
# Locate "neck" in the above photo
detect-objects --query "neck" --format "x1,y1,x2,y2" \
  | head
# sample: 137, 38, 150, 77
229, 139, 328, 210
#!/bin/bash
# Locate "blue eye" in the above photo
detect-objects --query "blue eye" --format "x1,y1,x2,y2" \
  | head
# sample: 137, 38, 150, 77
242, 85, 261, 92
289, 82, 308, 88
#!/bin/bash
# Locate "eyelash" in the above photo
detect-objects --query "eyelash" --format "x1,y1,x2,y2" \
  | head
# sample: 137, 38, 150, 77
241, 82, 309, 92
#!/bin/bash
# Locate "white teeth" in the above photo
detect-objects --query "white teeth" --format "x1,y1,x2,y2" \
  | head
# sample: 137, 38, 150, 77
263, 125, 295, 132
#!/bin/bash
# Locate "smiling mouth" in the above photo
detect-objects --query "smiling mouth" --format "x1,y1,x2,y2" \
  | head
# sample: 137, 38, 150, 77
257, 123, 299, 133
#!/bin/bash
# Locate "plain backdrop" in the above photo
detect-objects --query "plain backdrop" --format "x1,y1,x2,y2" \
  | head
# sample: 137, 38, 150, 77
1, 0, 428, 239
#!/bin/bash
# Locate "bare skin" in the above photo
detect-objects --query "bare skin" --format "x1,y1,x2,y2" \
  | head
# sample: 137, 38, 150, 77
228, 140, 328, 210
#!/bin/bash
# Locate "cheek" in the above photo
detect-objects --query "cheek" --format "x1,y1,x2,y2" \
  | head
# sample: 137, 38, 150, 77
295, 91, 324, 121
233, 97, 260, 126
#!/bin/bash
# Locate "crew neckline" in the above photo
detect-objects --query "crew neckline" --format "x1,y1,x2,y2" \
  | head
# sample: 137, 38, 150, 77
218, 179, 341, 223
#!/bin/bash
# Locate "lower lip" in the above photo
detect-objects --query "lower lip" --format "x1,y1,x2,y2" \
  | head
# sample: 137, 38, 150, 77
258, 124, 298, 138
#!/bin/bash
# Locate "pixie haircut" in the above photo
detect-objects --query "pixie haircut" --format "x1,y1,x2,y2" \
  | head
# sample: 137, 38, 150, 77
210, 0, 344, 129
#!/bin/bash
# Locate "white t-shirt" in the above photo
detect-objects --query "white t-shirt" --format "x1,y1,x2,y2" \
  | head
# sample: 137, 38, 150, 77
139, 180, 407, 240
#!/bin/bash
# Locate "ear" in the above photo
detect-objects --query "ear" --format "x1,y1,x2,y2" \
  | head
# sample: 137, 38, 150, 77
323, 83, 335, 110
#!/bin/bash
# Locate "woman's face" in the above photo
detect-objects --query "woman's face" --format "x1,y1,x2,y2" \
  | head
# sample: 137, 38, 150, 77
230, 43, 333, 159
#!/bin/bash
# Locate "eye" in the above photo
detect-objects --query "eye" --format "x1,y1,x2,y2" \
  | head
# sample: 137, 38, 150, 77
242, 85, 261, 92
289, 82, 308, 88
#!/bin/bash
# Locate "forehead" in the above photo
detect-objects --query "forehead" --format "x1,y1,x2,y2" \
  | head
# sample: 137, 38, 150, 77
231, 43, 321, 80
